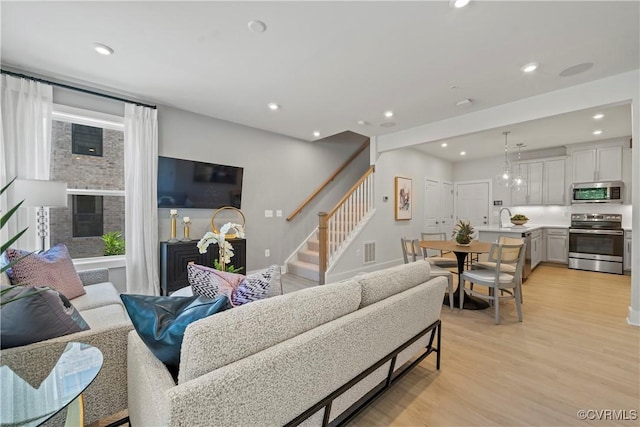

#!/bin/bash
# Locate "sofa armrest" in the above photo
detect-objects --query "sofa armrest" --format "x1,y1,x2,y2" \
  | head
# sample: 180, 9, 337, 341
0, 321, 133, 425
77, 268, 110, 286
127, 332, 175, 427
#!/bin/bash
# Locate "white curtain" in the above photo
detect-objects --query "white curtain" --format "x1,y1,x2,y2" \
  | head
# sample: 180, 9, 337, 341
124, 104, 159, 295
0, 75, 53, 251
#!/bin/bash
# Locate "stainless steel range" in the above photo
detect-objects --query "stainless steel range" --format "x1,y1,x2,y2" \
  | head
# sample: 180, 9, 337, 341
568, 213, 624, 274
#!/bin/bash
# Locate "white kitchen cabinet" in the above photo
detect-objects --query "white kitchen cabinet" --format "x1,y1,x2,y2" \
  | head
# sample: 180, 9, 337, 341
572, 145, 623, 183
544, 228, 568, 264
543, 158, 566, 205
512, 161, 543, 206
531, 229, 542, 269
624, 230, 632, 272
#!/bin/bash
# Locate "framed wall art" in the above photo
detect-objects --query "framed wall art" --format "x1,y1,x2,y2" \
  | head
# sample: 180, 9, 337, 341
394, 176, 412, 220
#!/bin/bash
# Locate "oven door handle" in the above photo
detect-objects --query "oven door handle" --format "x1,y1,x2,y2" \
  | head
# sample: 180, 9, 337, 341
569, 229, 624, 235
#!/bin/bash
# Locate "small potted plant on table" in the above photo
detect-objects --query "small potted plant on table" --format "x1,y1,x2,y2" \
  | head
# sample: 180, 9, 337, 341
452, 220, 474, 246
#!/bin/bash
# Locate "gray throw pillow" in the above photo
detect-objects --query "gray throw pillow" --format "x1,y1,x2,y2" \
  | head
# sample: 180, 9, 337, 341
0, 285, 90, 349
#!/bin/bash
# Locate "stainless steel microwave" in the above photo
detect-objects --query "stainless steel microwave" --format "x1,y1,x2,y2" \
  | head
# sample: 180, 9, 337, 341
571, 181, 624, 204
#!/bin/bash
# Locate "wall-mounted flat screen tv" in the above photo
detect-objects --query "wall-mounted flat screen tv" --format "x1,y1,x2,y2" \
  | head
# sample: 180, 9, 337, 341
157, 156, 243, 209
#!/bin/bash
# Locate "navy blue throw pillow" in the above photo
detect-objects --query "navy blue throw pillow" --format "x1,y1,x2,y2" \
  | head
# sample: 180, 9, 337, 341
120, 294, 231, 369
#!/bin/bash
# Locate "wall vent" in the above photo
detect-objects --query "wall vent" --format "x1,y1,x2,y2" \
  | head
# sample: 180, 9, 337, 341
363, 241, 376, 264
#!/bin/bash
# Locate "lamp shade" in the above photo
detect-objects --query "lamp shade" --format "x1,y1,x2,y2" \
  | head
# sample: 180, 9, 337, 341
9, 179, 68, 208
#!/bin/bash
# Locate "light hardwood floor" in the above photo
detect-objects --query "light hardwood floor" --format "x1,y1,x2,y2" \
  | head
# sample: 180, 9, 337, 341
95, 265, 639, 426
351, 264, 640, 426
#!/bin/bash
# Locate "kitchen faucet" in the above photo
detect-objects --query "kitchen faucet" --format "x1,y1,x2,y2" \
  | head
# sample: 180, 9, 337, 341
499, 207, 512, 228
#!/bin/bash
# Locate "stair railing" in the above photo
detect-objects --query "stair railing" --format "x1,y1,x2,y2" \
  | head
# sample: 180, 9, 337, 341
318, 166, 375, 284
287, 140, 369, 222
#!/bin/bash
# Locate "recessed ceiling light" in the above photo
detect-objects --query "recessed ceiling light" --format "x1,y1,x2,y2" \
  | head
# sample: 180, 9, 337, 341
450, 0, 471, 8
313, 131, 320, 137
248, 20, 267, 33
357, 120, 368, 126
267, 102, 279, 111
521, 62, 539, 73
441, 142, 448, 148
593, 113, 604, 120
460, 151, 466, 156
383, 110, 394, 118
456, 98, 472, 107
593, 130, 603, 135
93, 43, 114, 56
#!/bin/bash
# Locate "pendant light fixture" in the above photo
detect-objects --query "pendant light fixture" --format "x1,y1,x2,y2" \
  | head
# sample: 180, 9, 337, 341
511, 143, 527, 190
495, 131, 512, 187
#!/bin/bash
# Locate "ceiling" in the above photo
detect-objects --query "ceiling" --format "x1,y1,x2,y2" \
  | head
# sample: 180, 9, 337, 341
1, 1, 638, 146
415, 102, 632, 162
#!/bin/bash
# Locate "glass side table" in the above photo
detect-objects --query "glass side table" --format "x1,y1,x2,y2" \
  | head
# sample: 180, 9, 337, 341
1, 342, 103, 427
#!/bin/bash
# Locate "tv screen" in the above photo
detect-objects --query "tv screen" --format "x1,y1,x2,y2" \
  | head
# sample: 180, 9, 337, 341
157, 156, 243, 209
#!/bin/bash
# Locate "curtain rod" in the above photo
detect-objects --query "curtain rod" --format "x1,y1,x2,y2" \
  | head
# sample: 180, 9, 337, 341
1, 69, 157, 110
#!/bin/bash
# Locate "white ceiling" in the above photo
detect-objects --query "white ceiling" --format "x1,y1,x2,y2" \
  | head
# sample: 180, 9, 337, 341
1, 1, 638, 148
415, 102, 632, 162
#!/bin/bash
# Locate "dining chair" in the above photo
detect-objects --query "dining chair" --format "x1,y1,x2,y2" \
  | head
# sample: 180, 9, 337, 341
401, 237, 454, 311
460, 242, 525, 324
474, 236, 524, 303
420, 232, 458, 269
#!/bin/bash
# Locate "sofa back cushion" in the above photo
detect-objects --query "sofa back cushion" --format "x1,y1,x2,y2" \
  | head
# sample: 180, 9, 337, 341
179, 279, 361, 383
356, 260, 431, 308
167, 277, 447, 426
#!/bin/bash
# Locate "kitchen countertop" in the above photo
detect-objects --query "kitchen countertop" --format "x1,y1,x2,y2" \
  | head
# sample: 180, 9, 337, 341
475, 224, 568, 233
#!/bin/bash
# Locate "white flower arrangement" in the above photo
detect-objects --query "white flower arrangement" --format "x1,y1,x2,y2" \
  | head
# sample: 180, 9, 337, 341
197, 222, 246, 272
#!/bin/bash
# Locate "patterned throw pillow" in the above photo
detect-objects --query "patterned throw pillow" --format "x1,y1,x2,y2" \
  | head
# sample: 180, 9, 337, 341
187, 264, 244, 300
5, 244, 86, 300
232, 265, 281, 306
1, 285, 90, 349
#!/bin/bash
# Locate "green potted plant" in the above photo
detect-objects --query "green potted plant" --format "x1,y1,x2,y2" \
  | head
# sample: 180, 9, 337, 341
452, 220, 474, 246
101, 231, 125, 256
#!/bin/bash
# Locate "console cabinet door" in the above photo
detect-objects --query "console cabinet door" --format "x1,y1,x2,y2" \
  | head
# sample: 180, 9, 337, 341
160, 239, 246, 295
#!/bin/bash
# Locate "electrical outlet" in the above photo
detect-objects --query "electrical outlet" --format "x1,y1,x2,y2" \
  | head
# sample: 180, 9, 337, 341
265, 210, 273, 218
276, 210, 283, 217
265, 249, 270, 257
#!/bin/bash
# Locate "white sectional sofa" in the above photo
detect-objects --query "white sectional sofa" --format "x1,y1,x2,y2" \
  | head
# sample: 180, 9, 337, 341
127, 260, 446, 426
0, 268, 132, 425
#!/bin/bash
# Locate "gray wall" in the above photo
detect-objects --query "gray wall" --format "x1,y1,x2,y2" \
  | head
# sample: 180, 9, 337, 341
157, 105, 370, 271
328, 147, 453, 281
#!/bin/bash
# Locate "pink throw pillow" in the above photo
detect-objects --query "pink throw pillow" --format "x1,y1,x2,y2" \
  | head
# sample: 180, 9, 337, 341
5, 244, 86, 300
187, 263, 244, 303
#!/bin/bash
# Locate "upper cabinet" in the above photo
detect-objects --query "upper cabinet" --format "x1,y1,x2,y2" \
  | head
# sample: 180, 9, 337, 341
512, 157, 565, 206
544, 158, 566, 205
572, 145, 623, 183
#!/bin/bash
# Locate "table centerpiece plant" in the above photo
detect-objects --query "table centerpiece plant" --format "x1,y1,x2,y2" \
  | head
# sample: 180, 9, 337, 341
196, 222, 245, 273
452, 220, 474, 246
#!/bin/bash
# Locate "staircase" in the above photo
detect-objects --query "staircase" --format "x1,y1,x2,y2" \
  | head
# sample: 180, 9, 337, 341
287, 166, 375, 284
287, 232, 321, 281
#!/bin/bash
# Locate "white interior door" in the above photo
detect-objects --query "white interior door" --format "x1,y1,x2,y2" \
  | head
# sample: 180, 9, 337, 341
424, 178, 440, 234
455, 181, 490, 232
440, 181, 454, 237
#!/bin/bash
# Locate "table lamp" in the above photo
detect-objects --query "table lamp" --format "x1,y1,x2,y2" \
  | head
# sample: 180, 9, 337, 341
10, 179, 68, 252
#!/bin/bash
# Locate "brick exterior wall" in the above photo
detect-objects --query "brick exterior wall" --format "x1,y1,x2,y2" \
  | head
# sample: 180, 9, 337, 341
49, 121, 125, 258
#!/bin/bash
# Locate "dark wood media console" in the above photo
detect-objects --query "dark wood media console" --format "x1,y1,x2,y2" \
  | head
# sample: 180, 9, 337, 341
159, 239, 246, 295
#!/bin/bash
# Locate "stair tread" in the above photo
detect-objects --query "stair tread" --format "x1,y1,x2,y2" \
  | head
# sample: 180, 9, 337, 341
289, 260, 319, 271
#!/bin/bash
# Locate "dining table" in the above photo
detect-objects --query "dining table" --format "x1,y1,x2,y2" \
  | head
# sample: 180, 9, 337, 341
419, 239, 492, 310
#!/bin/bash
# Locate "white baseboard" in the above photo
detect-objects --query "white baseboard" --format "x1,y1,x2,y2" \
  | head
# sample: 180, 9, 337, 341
627, 306, 640, 326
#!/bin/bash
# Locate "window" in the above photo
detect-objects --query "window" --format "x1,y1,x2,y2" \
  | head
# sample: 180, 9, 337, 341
72, 195, 103, 237
72, 124, 103, 156
49, 105, 125, 259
